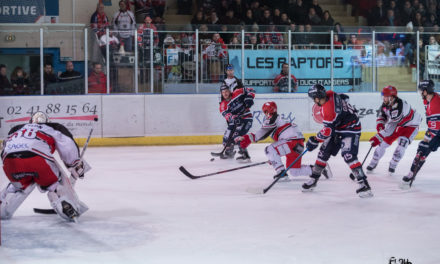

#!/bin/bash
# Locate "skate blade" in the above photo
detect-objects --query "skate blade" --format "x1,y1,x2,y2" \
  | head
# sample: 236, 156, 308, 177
301, 188, 315, 193
399, 182, 411, 190
236, 159, 251, 164
246, 187, 265, 194
358, 190, 374, 198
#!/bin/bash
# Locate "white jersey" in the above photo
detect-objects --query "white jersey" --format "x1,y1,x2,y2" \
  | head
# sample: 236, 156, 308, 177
377, 97, 422, 138
1, 123, 80, 167
113, 10, 135, 38
249, 114, 304, 142
222, 76, 243, 91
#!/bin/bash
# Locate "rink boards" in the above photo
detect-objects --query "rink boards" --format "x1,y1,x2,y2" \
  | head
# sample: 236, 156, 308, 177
0, 93, 427, 146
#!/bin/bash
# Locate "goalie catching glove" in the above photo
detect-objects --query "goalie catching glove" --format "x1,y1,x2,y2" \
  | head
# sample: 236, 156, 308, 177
69, 160, 85, 179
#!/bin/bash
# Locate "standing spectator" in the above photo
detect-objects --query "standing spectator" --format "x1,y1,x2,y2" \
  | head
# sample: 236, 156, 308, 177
10, 67, 31, 95
88, 63, 108, 93
134, 0, 155, 23
153, 0, 166, 17
310, 0, 323, 19
221, 10, 240, 25
113, 0, 136, 52
250, 1, 262, 23
389, 0, 400, 20
272, 8, 282, 25
273, 63, 298, 92
334, 22, 346, 44
137, 15, 159, 48
90, 2, 110, 38
231, 0, 245, 20
381, 9, 400, 26
288, 0, 307, 25
243, 9, 256, 25
321, 10, 334, 26
369, 0, 385, 26
202, 33, 228, 82
0, 64, 12, 95
59, 61, 82, 82
208, 10, 221, 30
400, 1, 414, 26
44, 63, 58, 85
295, 24, 307, 48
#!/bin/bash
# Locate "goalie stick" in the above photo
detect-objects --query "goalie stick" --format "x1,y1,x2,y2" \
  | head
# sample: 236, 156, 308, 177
246, 149, 308, 194
33, 118, 97, 215
179, 161, 269, 179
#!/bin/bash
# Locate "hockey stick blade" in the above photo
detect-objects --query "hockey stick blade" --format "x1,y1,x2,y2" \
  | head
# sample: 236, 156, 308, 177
210, 151, 223, 157
33, 208, 56, 214
179, 166, 199, 179
245, 187, 265, 194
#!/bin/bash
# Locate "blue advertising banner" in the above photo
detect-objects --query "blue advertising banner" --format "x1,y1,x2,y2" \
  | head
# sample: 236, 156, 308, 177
229, 49, 362, 93
0, 0, 45, 23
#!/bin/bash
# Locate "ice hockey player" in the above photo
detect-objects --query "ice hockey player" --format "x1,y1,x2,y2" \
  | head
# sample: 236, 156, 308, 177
219, 83, 255, 162
304, 84, 373, 198
402, 80, 440, 188
221, 64, 243, 91
367, 85, 422, 174
235, 101, 331, 181
0, 112, 88, 222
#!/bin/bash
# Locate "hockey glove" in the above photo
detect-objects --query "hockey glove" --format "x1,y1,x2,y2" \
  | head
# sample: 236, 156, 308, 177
369, 134, 383, 147
376, 123, 385, 132
69, 160, 85, 179
236, 134, 252, 149
306, 136, 320, 152
233, 117, 242, 126
429, 135, 440, 151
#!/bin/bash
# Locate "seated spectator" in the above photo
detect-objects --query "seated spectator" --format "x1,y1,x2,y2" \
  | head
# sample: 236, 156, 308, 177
321, 10, 334, 26
221, 10, 240, 25
333, 34, 344, 49
247, 34, 260, 49
412, 12, 423, 27
208, 10, 220, 31
306, 7, 321, 25
229, 36, 241, 49
273, 63, 298, 92
0, 64, 12, 95
260, 23, 284, 48
10, 67, 31, 95
134, 0, 155, 23
272, 8, 282, 25
191, 11, 207, 29
381, 9, 400, 26
347, 34, 363, 49
113, 0, 136, 52
230, 0, 245, 19
259, 9, 272, 25
59, 61, 82, 82
279, 13, 291, 26
400, 1, 414, 26
198, 24, 211, 42
424, 13, 437, 27
99, 31, 120, 57
44, 63, 58, 85
294, 24, 307, 48
243, 9, 256, 25
90, 2, 109, 38
250, 1, 262, 23
88, 63, 108, 93
220, 25, 231, 44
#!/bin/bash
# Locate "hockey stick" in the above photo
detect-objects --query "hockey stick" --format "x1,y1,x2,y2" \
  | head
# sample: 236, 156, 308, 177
247, 149, 308, 194
180, 161, 269, 179
33, 119, 97, 215
211, 125, 237, 157
349, 145, 373, 181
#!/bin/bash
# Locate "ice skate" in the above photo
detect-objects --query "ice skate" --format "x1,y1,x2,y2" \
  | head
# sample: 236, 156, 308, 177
302, 176, 319, 192
220, 148, 236, 159
388, 166, 395, 175
366, 163, 377, 173
400, 172, 416, 189
356, 178, 373, 198
273, 170, 290, 182
61, 201, 79, 222
236, 149, 251, 163
322, 163, 333, 179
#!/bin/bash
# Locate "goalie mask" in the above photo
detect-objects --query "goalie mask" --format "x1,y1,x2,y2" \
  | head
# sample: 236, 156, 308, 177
30, 111, 50, 124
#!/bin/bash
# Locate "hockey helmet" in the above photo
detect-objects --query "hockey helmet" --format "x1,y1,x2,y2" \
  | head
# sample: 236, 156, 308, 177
308, 84, 326, 100
418, 79, 435, 94
225, 64, 234, 71
30, 111, 49, 124
381, 85, 398, 97
262, 101, 277, 115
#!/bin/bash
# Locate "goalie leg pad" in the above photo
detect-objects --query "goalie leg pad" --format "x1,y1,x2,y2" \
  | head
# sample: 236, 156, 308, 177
47, 177, 88, 222
1, 183, 36, 219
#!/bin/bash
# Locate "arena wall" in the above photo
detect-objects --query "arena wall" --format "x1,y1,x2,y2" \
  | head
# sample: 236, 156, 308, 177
0, 93, 427, 146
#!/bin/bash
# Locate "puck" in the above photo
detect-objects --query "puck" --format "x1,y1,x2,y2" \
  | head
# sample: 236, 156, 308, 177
210, 158, 215, 162
94, 117, 98, 121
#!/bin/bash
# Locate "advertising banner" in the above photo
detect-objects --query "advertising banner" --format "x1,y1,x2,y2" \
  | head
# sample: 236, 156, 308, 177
229, 49, 362, 92
0, 0, 45, 23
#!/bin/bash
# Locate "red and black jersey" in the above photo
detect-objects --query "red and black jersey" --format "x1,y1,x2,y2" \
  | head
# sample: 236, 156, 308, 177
317, 90, 361, 141
219, 87, 255, 123
425, 93, 440, 137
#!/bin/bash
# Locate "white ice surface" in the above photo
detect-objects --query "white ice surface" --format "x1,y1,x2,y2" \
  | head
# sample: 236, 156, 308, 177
1, 141, 440, 264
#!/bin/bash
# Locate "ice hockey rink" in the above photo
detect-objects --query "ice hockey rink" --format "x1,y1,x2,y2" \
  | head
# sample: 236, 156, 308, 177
1, 141, 440, 264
